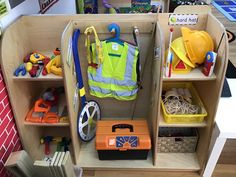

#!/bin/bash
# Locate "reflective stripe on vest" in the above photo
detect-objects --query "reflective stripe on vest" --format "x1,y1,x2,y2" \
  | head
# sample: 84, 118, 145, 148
89, 86, 138, 101
88, 41, 139, 100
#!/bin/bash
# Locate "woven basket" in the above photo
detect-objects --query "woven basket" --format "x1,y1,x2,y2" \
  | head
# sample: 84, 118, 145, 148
157, 127, 198, 153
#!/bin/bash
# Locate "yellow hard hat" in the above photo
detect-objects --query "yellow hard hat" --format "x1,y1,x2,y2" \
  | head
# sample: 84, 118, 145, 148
181, 27, 214, 66
171, 37, 195, 68
165, 49, 192, 74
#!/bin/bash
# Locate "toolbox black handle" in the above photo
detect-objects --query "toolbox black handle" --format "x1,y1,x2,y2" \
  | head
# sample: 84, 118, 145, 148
112, 124, 134, 132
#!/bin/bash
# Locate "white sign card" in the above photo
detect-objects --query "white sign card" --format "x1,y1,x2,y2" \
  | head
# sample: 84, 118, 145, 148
168, 14, 198, 25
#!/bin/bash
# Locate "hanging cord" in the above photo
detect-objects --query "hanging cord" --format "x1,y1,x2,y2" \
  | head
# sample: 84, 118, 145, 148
131, 24, 156, 119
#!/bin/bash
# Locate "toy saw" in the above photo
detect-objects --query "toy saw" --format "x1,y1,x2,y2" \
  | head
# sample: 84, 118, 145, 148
72, 29, 101, 142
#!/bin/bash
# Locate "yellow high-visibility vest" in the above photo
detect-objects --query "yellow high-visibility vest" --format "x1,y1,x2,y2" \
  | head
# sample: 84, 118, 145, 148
88, 41, 139, 101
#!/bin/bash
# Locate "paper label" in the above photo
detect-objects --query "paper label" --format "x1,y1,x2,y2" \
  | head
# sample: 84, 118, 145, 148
108, 138, 115, 146
73, 86, 78, 112
67, 37, 72, 67
168, 14, 198, 25
112, 43, 119, 51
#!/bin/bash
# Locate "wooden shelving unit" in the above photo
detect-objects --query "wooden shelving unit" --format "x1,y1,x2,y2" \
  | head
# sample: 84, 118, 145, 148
156, 11, 228, 173
0, 17, 72, 161
0, 9, 228, 176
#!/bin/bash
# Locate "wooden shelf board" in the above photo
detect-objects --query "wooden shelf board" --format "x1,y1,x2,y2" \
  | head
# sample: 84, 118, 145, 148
24, 122, 70, 127
159, 112, 207, 128
156, 153, 200, 170
78, 140, 154, 169
78, 140, 200, 171
13, 73, 63, 81
163, 68, 216, 81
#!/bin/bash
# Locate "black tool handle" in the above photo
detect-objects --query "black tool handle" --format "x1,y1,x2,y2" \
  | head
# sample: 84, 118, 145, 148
112, 124, 134, 132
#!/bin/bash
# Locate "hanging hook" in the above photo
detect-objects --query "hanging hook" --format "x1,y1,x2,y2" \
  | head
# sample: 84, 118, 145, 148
107, 23, 120, 40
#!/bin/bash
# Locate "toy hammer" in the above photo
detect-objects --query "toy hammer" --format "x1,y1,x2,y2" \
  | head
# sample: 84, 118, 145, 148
40, 136, 63, 155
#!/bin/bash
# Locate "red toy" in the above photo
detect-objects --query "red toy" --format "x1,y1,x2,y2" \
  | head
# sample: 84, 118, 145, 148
42, 58, 51, 75
202, 51, 217, 77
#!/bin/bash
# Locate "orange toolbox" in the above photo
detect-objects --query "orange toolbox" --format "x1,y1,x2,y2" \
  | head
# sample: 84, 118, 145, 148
96, 120, 151, 160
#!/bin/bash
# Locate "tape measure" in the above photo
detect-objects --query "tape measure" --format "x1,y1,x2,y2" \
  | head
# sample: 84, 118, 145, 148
72, 29, 101, 142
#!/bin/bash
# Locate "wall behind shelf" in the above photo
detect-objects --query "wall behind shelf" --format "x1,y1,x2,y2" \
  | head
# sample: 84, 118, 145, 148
0, 0, 76, 30
0, 70, 22, 177
0, 0, 39, 30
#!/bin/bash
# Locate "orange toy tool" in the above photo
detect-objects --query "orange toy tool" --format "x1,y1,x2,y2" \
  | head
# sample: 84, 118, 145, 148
26, 99, 51, 123
34, 99, 50, 112
42, 112, 59, 123
25, 108, 43, 123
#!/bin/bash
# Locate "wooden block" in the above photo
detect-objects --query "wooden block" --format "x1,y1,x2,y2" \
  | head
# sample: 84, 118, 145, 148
50, 151, 59, 177
57, 152, 66, 177
5, 150, 35, 177
62, 151, 77, 177
34, 160, 53, 177
54, 152, 62, 177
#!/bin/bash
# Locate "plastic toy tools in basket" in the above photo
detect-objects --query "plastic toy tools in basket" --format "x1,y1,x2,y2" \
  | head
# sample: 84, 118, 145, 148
161, 82, 207, 123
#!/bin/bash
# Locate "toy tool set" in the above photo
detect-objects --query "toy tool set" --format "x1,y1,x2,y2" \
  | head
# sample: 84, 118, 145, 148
25, 87, 68, 124
96, 120, 151, 160
14, 48, 62, 78
72, 23, 142, 143
71, 23, 152, 160
164, 26, 218, 77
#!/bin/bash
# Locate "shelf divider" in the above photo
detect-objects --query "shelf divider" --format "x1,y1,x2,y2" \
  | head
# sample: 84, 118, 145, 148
159, 112, 207, 128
